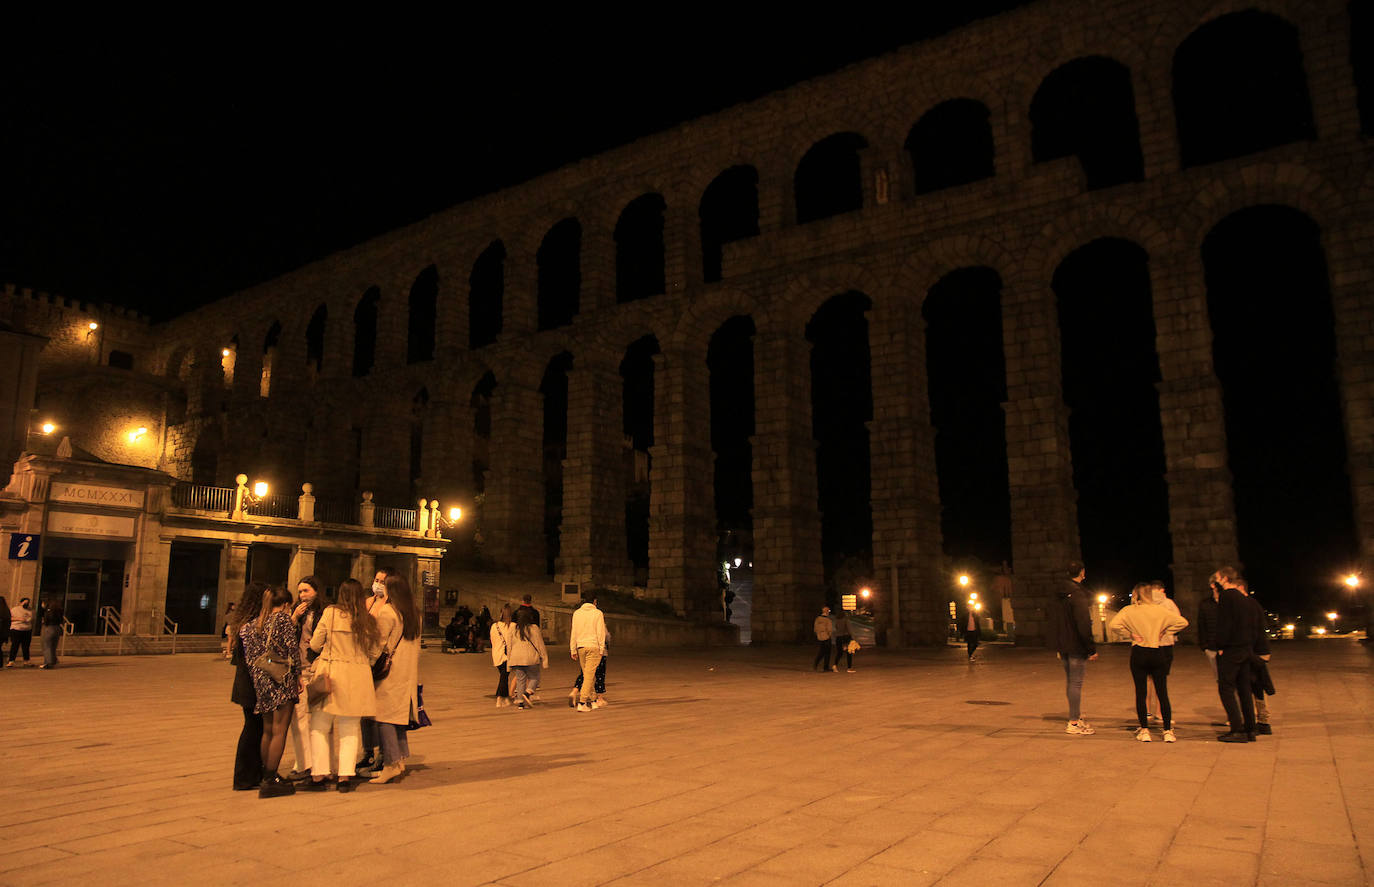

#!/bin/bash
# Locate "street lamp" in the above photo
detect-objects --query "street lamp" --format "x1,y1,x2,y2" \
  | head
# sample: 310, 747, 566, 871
1096, 593, 1108, 642
1344, 574, 1361, 590
127, 426, 148, 443
39, 422, 55, 435
957, 574, 970, 588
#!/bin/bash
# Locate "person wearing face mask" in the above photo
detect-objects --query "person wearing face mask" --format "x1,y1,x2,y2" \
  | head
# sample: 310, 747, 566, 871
357, 568, 392, 773
286, 576, 325, 780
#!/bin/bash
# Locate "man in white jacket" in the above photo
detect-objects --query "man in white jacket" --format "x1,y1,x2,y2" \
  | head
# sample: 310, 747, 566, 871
569, 591, 607, 712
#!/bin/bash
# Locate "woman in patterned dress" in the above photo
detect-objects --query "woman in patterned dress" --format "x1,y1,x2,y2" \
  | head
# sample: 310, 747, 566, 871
240, 586, 301, 798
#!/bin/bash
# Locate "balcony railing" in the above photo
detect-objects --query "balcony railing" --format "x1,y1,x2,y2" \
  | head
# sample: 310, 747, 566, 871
375, 506, 417, 530
245, 492, 299, 520
171, 482, 235, 513
314, 500, 360, 525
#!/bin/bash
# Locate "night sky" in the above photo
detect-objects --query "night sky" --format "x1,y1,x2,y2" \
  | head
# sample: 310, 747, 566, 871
3, 12, 1362, 620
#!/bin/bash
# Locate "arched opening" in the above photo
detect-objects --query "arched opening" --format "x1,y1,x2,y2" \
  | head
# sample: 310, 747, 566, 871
470, 372, 496, 495
699, 166, 760, 283
709, 316, 755, 632
469, 240, 505, 349
190, 434, 218, 486
807, 292, 874, 592
615, 193, 666, 304
410, 387, 429, 501
260, 321, 281, 397
1352, 1, 1374, 135
540, 353, 574, 576
352, 287, 380, 377
1030, 57, 1144, 190
906, 99, 995, 195
1203, 206, 1356, 612
107, 350, 134, 370
221, 336, 238, 389
795, 132, 867, 224
621, 335, 660, 586
305, 305, 327, 379
1173, 11, 1315, 167
1053, 239, 1172, 594
537, 219, 581, 331
923, 268, 1012, 567
407, 265, 438, 364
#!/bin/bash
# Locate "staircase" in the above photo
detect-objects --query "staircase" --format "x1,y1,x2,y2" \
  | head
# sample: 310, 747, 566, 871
60, 634, 223, 656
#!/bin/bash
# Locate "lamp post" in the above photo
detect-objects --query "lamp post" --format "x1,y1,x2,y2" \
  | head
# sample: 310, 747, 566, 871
1096, 593, 1108, 643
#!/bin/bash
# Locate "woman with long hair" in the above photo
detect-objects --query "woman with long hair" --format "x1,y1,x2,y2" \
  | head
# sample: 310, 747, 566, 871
1109, 582, 1189, 743
228, 583, 265, 790
508, 606, 549, 709
490, 603, 514, 707
370, 574, 421, 784
286, 575, 326, 779
240, 585, 301, 797
303, 578, 380, 793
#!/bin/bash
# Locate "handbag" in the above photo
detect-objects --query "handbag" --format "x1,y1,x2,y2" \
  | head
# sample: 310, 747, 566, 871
371, 647, 392, 680
409, 684, 432, 730
251, 614, 292, 683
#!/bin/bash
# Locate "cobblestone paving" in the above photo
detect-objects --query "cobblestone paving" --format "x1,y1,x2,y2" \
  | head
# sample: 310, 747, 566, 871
2, 640, 1370, 886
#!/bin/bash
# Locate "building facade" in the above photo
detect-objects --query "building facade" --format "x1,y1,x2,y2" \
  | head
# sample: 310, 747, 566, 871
4, 0, 1372, 643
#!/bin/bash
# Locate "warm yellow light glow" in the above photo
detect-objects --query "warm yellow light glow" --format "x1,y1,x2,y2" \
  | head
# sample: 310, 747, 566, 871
974, 602, 983, 612
449, 507, 461, 522
1284, 623, 1296, 632
957, 574, 970, 587
222, 348, 231, 357
1096, 593, 1108, 605
734, 558, 742, 568
40, 422, 55, 434
128, 426, 148, 442
969, 592, 978, 600
859, 587, 871, 599
1344, 574, 1361, 589
253, 481, 269, 497
1314, 626, 1327, 635
88, 322, 99, 331
1326, 611, 1339, 621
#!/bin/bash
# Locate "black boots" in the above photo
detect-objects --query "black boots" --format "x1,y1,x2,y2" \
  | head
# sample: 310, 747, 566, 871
259, 769, 296, 798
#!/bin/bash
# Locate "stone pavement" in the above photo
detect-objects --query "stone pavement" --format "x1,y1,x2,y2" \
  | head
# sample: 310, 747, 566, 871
1, 639, 1371, 886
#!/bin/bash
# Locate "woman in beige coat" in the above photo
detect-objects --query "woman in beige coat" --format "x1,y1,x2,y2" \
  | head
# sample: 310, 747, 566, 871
302, 578, 380, 793
370, 574, 421, 784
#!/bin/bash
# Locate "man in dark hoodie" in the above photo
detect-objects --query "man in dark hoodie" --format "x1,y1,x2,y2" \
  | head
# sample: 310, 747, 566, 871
1051, 562, 1098, 735
1212, 566, 1260, 743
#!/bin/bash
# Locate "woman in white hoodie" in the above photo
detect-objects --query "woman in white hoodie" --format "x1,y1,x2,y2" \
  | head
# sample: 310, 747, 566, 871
1109, 583, 1189, 743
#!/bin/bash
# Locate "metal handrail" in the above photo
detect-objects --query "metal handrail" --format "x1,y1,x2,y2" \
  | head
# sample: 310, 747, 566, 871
59, 619, 74, 656
375, 506, 418, 530
245, 492, 299, 519
314, 500, 360, 525
162, 613, 179, 655
99, 605, 124, 654
171, 482, 235, 513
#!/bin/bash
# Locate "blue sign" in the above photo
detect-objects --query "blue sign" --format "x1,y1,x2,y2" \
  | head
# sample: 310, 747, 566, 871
8, 534, 39, 560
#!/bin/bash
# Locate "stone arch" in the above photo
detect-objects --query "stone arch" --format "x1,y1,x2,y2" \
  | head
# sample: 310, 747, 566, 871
614, 192, 667, 304
776, 264, 889, 335
304, 303, 327, 378
406, 265, 439, 364
794, 132, 869, 224
1036, 205, 1175, 284
699, 165, 760, 283
352, 286, 381, 377
1029, 56, 1145, 189
469, 239, 505, 349
164, 343, 194, 379
668, 287, 768, 353
894, 234, 1023, 307
1176, 162, 1342, 251
905, 98, 996, 195
536, 218, 581, 331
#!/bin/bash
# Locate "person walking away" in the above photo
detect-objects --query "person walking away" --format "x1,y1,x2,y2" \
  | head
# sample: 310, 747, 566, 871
1109, 583, 1189, 742
286, 576, 324, 779
491, 604, 515, 707
1051, 562, 1098, 735
475, 605, 492, 654
508, 607, 549, 709
1197, 580, 1220, 678
7, 597, 33, 667
371, 574, 421, 784
569, 590, 608, 712
39, 598, 63, 669
1212, 567, 1261, 742
1145, 583, 1183, 722
303, 578, 381, 793
570, 635, 611, 707
813, 606, 835, 672
242, 586, 301, 797
963, 604, 981, 661
228, 584, 266, 790
833, 609, 856, 672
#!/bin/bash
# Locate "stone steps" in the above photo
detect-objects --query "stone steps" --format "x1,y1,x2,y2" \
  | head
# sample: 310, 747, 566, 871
59, 634, 223, 656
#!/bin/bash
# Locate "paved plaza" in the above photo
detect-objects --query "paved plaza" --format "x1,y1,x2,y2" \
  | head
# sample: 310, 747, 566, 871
1, 639, 1371, 886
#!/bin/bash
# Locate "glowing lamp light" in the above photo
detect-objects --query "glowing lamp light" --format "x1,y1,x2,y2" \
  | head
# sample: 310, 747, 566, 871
1343, 574, 1361, 589
1314, 626, 1327, 635
253, 481, 269, 498
449, 507, 461, 522
222, 348, 231, 357
1096, 593, 1108, 605
733, 558, 742, 568
128, 426, 148, 442
40, 422, 55, 434
968, 592, 978, 600
957, 574, 970, 587
859, 587, 872, 599
1327, 611, 1339, 621
1284, 623, 1296, 632
87, 322, 99, 331
974, 602, 983, 612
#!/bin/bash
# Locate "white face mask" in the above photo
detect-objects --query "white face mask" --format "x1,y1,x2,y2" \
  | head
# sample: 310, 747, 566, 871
372, 581, 386, 597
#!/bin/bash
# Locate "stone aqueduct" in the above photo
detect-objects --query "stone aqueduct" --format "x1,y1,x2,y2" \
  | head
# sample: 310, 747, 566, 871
136, 0, 1371, 643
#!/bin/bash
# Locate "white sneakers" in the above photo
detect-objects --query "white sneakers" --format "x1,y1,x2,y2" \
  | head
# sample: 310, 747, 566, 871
1163, 729, 1177, 743
576, 702, 591, 712
1135, 727, 1153, 742
1065, 720, 1096, 735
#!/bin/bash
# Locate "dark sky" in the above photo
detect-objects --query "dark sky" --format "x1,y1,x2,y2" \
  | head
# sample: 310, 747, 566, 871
1, 9, 1026, 320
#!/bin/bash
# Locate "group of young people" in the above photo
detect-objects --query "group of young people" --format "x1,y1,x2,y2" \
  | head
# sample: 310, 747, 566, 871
2, 595, 66, 669
227, 568, 422, 797
1051, 561, 1275, 743
487, 590, 610, 712
810, 605, 858, 673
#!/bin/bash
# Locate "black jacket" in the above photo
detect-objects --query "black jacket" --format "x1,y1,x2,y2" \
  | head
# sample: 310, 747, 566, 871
1214, 586, 1260, 651
1050, 580, 1096, 657
1196, 595, 1219, 650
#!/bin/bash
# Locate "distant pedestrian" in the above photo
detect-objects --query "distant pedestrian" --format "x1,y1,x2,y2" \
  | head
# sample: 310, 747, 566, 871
227, 584, 266, 791
812, 606, 835, 672
241, 586, 301, 797
491, 604, 515, 707
1212, 567, 1260, 743
1109, 583, 1188, 742
39, 598, 63, 669
303, 578, 381, 793
516, 593, 541, 629
570, 637, 610, 708
508, 607, 549, 709
962, 604, 981, 661
832, 609, 855, 672
569, 590, 608, 712
7, 597, 33, 667
475, 605, 493, 654
371, 574, 421, 784
1050, 562, 1098, 735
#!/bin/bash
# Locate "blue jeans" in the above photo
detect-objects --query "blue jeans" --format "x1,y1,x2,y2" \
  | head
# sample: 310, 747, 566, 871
510, 664, 541, 703
1062, 655, 1087, 721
